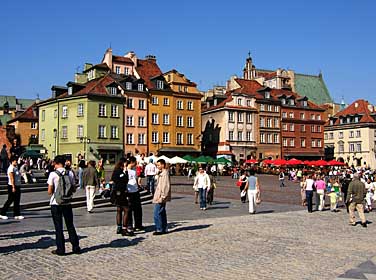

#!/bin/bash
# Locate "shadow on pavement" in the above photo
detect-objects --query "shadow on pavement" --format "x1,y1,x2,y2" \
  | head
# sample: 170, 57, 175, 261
255, 210, 275, 215
0, 230, 55, 240
206, 206, 230, 210
81, 237, 145, 254
169, 224, 212, 233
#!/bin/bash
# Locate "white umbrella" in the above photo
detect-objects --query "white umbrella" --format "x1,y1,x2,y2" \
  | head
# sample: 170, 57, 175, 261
145, 155, 158, 163
157, 155, 171, 163
170, 156, 187, 164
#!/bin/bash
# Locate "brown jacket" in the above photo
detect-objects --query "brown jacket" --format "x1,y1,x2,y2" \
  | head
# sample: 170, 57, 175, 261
347, 178, 366, 204
153, 169, 171, 204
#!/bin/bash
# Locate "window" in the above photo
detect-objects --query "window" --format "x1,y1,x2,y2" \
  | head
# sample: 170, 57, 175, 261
303, 100, 308, 107
152, 132, 159, 143
339, 143, 344, 153
349, 143, 355, 152
301, 138, 306, 148
163, 114, 170, 125
289, 139, 295, 147
126, 133, 134, 144
282, 123, 288, 131
229, 131, 234, 141
350, 131, 354, 138
274, 118, 279, 128
152, 96, 158, 105
187, 101, 193, 110
356, 143, 362, 152
356, 130, 361, 138
152, 113, 159, 124
354, 116, 359, 123
317, 126, 321, 132
283, 138, 288, 147
127, 98, 134, 109
178, 85, 182, 92
138, 116, 145, 127
246, 113, 252, 124
98, 125, 106, 138
247, 100, 252, 107
139, 100, 145, 110
126, 82, 132, 90
289, 124, 294, 131
138, 84, 144, 91
311, 114, 315, 120
62, 126, 68, 139
177, 100, 183, 110
41, 129, 45, 141
282, 112, 287, 118
187, 133, 194, 145
329, 132, 334, 139
162, 132, 170, 143
228, 112, 234, 122
115, 66, 120, 74
317, 115, 321, 120
163, 98, 169, 106
324, 133, 328, 140
111, 105, 118, 117
273, 133, 279, 143
289, 99, 294, 106
260, 133, 265, 143
111, 126, 118, 139
110, 87, 117, 95
126, 116, 134, 126
300, 113, 305, 119
124, 67, 129, 75
260, 117, 265, 127
237, 98, 242, 106
317, 139, 322, 147
177, 116, 184, 127
311, 140, 316, 148
31, 122, 37, 129
274, 106, 279, 112
54, 109, 57, 118
289, 112, 294, 118
238, 112, 243, 123
156, 80, 164, 89
265, 92, 270, 99
77, 104, 84, 116
187, 117, 194, 127
99, 104, 106, 117
267, 105, 272, 111
246, 131, 253, 141
62, 106, 68, 118
77, 125, 83, 138
281, 99, 286, 105
184, 86, 187, 92
260, 104, 265, 111
177, 133, 183, 145
301, 125, 306, 132
138, 134, 146, 145
311, 125, 315, 133
267, 118, 272, 128
267, 133, 273, 143
238, 131, 243, 141
339, 132, 343, 139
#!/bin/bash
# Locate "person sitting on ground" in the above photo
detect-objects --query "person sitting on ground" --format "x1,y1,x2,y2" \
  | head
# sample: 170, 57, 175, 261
20, 161, 36, 184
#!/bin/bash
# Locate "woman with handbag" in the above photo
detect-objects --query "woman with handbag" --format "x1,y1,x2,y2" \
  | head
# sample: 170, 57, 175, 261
238, 170, 248, 203
244, 169, 260, 214
110, 159, 132, 236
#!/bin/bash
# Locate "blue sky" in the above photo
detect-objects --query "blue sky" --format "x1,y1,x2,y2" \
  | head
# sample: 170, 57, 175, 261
0, 0, 375, 104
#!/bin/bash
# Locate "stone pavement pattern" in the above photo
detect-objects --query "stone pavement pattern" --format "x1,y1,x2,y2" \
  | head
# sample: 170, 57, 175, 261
1, 208, 376, 280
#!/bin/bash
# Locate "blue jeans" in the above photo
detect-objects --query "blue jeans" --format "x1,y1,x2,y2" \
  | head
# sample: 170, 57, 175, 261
199, 188, 207, 209
147, 176, 155, 194
154, 203, 167, 233
306, 190, 313, 212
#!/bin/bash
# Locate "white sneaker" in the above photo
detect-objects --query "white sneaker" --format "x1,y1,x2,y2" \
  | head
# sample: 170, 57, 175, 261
0, 215, 9, 220
14, 216, 24, 220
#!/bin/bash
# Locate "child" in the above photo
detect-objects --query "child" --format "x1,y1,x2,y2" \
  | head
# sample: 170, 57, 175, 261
328, 187, 338, 212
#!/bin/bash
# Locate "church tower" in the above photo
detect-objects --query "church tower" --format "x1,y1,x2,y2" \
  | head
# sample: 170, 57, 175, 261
243, 52, 256, 80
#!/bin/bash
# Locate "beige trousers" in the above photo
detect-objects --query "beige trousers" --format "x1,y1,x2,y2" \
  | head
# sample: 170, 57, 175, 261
349, 202, 366, 224
86, 185, 96, 212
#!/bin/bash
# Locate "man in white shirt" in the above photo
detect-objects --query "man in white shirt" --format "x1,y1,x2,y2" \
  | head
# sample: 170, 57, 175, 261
144, 159, 157, 194
47, 155, 80, 256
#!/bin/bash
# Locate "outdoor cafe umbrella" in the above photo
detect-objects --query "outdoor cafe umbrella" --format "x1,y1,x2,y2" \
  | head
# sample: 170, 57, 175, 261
157, 155, 171, 163
182, 155, 194, 162
215, 157, 232, 164
271, 159, 287, 166
312, 160, 329, 166
327, 160, 346, 166
286, 158, 304, 165
262, 159, 273, 165
170, 156, 187, 164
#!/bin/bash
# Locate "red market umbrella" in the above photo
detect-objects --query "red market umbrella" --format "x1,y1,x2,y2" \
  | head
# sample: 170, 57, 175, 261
312, 160, 329, 166
286, 158, 304, 165
245, 159, 258, 164
303, 160, 313, 165
327, 160, 346, 166
262, 159, 273, 165
271, 159, 288, 166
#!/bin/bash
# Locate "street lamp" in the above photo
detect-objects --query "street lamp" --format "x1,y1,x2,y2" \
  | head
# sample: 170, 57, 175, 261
80, 136, 91, 159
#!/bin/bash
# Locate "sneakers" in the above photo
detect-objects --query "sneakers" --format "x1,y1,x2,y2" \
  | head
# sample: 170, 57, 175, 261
0, 215, 9, 220
14, 216, 25, 220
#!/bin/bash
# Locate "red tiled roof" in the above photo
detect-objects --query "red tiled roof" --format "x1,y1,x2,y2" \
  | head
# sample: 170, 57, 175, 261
136, 59, 163, 89
8, 104, 38, 123
257, 71, 277, 80
74, 75, 116, 95
233, 79, 263, 95
112, 56, 134, 64
332, 99, 376, 124
271, 89, 323, 110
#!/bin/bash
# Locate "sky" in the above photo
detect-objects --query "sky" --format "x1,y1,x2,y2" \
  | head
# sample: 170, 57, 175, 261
0, 0, 375, 104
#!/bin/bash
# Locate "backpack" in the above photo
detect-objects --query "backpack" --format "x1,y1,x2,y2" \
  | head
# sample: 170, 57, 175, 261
55, 169, 74, 205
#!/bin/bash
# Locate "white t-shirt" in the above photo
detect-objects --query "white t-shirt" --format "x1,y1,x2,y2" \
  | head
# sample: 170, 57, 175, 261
47, 167, 75, 205
8, 164, 21, 186
305, 179, 315, 191
145, 163, 157, 176
127, 168, 138, 193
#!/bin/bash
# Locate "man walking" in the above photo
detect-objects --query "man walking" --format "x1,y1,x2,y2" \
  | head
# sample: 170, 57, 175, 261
47, 155, 80, 255
347, 173, 367, 227
279, 170, 285, 188
153, 158, 171, 235
82, 160, 99, 213
144, 158, 157, 194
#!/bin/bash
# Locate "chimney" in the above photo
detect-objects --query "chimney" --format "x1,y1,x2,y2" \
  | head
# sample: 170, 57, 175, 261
145, 55, 157, 62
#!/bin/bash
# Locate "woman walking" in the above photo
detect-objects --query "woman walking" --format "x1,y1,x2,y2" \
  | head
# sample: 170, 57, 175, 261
300, 175, 307, 206
304, 174, 315, 213
244, 169, 260, 214
193, 167, 210, 210
206, 171, 216, 205
110, 159, 132, 236
315, 175, 326, 211
238, 170, 248, 203
152, 158, 171, 235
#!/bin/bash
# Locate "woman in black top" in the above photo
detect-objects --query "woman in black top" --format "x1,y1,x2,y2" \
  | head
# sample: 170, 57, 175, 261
111, 159, 132, 236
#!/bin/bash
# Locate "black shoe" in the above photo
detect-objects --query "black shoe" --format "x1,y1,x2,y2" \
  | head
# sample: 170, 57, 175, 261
116, 227, 122, 234
134, 226, 145, 231
362, 223, 367, 228
153, 231, 166, 236
72, 247, 81, 254
349, 223, 356, 226
51, 250, 65, 256
122, 230, 135, 236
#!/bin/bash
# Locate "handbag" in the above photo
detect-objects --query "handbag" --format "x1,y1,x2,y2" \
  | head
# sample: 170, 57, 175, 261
256, 191, 262, 204
236, 180, 242, 187
240, 190, 247, 197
